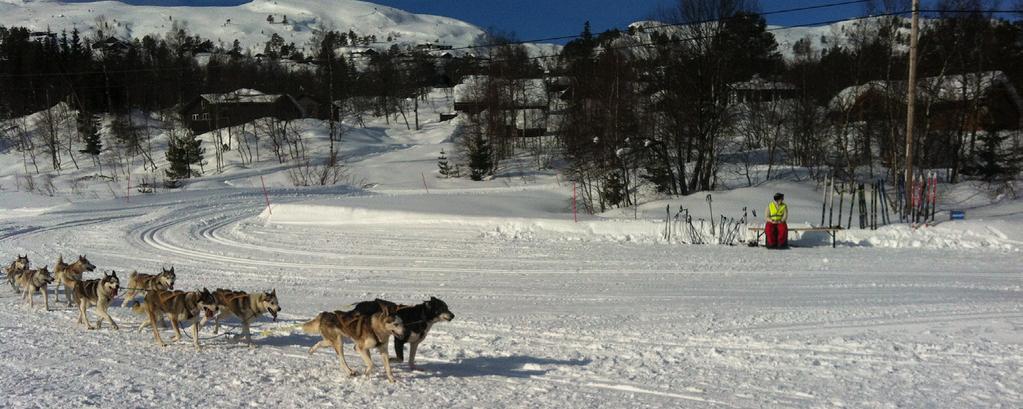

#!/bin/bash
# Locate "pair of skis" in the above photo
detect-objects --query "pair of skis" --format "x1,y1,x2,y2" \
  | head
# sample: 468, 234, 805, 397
824, 176, 892, 231
909, 171, 939, 226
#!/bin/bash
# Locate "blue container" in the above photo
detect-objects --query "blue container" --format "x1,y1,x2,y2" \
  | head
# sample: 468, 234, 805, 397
950, 210, 965, 220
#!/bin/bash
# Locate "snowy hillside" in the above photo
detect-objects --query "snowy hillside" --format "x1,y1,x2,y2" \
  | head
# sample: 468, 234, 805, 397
627, 16, 914, 60
0, 0, 485, 53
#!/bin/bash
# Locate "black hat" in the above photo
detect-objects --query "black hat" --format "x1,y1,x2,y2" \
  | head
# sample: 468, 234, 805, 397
774, 193, 784, 200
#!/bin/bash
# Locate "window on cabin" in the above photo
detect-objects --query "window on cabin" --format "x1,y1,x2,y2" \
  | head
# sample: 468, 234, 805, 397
192, 114, 199, 121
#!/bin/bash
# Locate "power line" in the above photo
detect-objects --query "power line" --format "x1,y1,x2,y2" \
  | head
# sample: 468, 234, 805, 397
918, 8, 1023, 14
491, 10, 913, 66
3, 6, 1017, 82
428, 0, 875, 53
0, 0, 876, 79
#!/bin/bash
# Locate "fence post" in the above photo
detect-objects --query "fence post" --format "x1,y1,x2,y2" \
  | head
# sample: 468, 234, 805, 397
421, 172, 430, 194
260, 175, 272, 215
573, 182, 577, 223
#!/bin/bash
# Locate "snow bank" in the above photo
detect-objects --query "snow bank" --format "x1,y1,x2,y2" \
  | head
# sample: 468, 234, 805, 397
262, 198, 664, 243
843, 222, 1020, 251
262, 189, 1022, 251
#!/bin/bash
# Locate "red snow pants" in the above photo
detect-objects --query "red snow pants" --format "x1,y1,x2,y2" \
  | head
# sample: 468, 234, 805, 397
765, 222, 788, 248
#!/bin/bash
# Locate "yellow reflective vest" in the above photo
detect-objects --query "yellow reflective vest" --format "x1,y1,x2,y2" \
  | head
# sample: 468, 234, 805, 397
768, 202, 788, 222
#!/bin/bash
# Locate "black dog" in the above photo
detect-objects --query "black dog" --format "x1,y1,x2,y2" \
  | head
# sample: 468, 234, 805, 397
351, 297, 454, 370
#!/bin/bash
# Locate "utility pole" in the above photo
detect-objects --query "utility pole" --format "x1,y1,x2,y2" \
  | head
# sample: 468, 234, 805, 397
904, 0, 920, 213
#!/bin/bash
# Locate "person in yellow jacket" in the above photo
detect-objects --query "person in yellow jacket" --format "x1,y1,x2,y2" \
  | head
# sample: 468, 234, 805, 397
765, 192, 788, 249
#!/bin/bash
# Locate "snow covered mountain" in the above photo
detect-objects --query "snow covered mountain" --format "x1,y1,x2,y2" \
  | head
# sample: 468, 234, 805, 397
626, 16, 913, 60
0, 0, 486, 53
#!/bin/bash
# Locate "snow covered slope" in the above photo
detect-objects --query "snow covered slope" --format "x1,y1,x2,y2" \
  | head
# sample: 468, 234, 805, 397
0, 0, 485, 52
627, 16, 913, 60
0, 71, 1020, 408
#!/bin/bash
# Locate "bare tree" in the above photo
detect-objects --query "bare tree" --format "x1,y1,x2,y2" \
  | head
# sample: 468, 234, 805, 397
732, 97, 791, 186
39, 102, 64, 172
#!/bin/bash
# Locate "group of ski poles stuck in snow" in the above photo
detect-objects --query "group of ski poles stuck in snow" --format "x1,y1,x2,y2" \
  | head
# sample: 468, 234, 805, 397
818, 172, 939, 230
3, 254, 455, 383
663, 173, 940, 248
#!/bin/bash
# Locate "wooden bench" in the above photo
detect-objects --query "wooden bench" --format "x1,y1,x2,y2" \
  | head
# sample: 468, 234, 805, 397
748, 226, 844, 248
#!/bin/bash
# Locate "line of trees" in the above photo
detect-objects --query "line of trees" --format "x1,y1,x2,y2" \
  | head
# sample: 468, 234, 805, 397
0, 22, 479, 186
547, 0, 1022, 212
1, 0, 1021, 201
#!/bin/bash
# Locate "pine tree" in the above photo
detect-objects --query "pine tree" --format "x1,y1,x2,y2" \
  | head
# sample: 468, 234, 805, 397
264, 33, 285, 58
165, 132, 205, 185
467, 132, 493, 181
165, 135, 190, 182
77, 112, 101, 156
437, 149, 451, 177
602, 172, 626, 207
970, 132, 1021, 182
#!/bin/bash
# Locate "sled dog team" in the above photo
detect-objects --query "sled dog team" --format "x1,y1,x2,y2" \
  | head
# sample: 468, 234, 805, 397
4, 254, 454, 383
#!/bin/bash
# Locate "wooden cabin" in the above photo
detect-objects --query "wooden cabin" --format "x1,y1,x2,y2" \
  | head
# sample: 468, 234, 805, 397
180, 89, 303, 134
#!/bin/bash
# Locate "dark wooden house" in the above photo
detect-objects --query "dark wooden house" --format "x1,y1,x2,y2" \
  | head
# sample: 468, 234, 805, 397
830, 71, 1022, 132
180, 89, 303, 134
728, 74, 798, 104
452, 76, 555, 137
295, 94, 328, 120
92, 36, 132, 54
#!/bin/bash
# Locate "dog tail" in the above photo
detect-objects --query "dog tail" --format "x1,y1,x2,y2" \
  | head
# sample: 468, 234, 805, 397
301, 314, 322, 335
127, 299, 146, 315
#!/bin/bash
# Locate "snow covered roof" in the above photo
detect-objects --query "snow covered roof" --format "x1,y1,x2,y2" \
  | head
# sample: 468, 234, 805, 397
830, 80, 892, 111
918, 71, 1018, 104
452, 75, 487, 102
729, 75, 796, 91
830, 71, 1021, 111
201, 89, 282, 105
453, 76, 549, 107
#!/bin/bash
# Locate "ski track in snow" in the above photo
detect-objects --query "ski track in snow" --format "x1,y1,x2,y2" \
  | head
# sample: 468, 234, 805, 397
1, 189, 1021, 408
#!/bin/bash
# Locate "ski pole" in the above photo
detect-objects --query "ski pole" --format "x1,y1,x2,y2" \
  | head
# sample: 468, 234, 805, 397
828, 180, 836, 228
821, 174, 829, 226
837, 183, 844, 228
664, 204, 670, 241
847, 182, 855, 229
705, 194, 715, 236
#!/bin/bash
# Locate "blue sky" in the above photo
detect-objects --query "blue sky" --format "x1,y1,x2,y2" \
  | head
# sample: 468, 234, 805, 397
64, 0, 901, 42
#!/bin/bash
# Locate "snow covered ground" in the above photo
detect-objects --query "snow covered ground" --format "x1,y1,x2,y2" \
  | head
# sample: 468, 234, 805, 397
1, 184, 1020, 408
1, 92, 1021, 408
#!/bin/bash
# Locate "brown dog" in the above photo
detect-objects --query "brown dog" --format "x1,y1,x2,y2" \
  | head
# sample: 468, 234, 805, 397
206, 288, 281, 345
17, 266, 53, 310
302, 310, 405, 382
129, 288, 218, 351
54, 255, 97, 306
